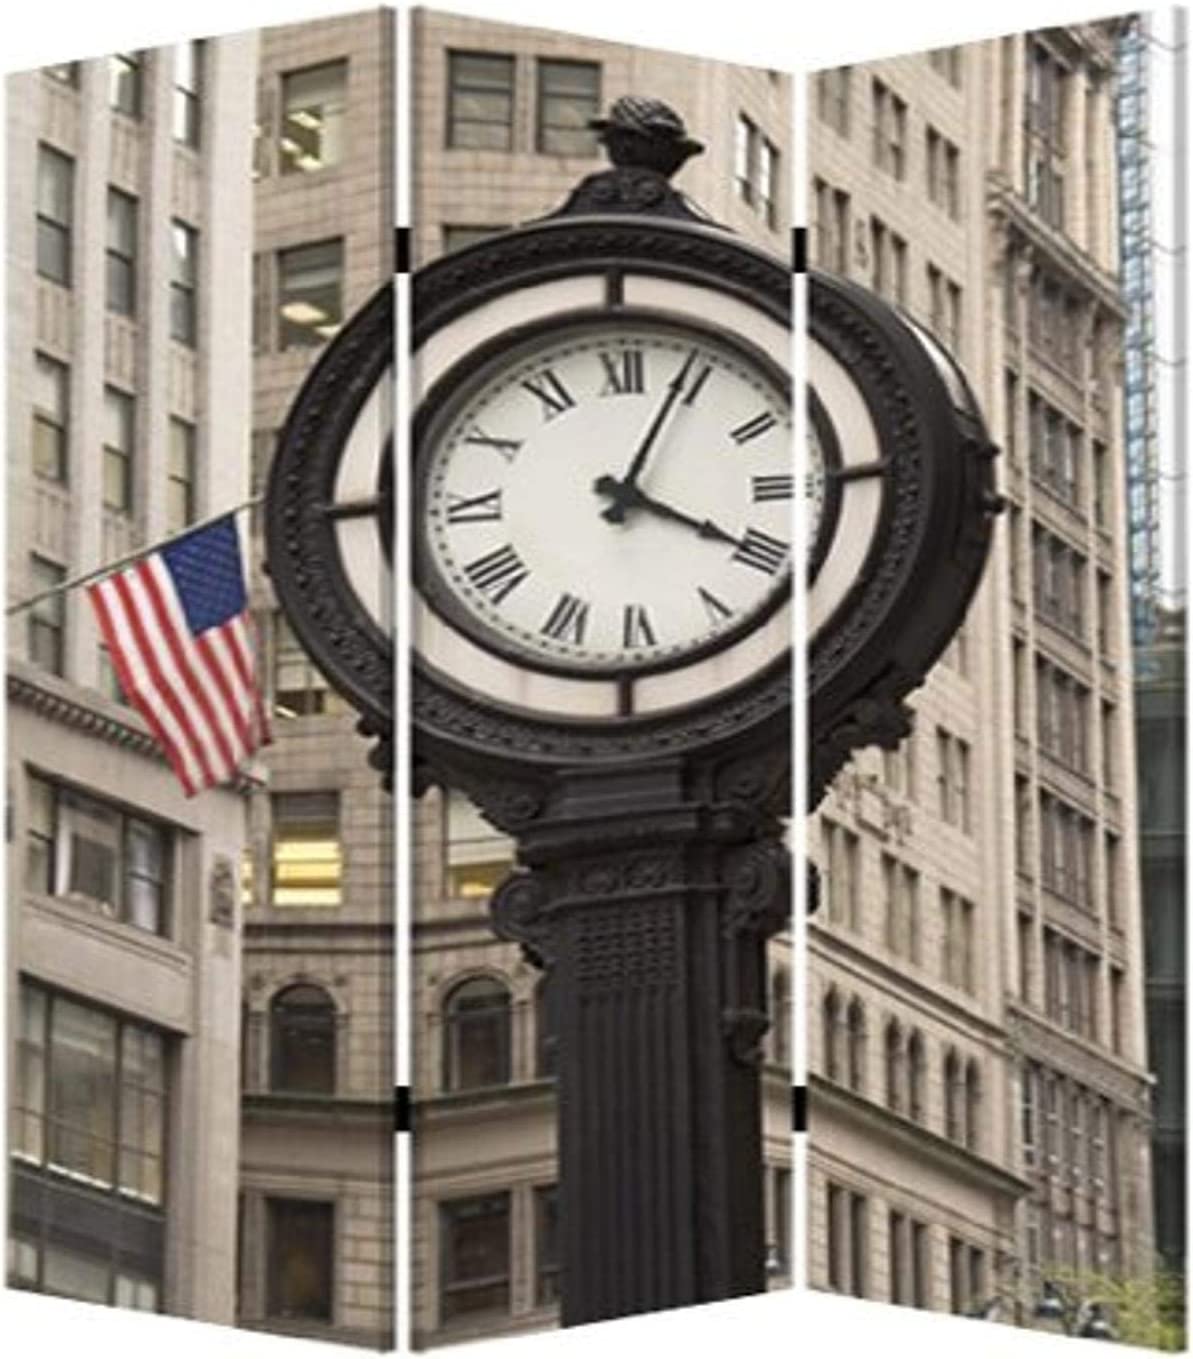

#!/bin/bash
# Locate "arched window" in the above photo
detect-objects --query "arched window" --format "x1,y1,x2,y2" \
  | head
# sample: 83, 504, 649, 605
846, 999, 866, 1093
907, 1030, 925, 1122
535, 976, 556, 1080
772, 968, 791, 1068
884, 1021, 903, 1112
965, 1059, 981, 1150
822, 988, 842, 1081
943, 1049, 961, 1141
443, 976, 511, 1091
270, 984, 336, 1094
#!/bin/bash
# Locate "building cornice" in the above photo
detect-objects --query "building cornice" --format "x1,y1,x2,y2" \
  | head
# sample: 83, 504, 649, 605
1006, 1002, 1153, 1113
809, 1073, 1032, 1202
7, 660, 261, 793
988, 176, 1126, 320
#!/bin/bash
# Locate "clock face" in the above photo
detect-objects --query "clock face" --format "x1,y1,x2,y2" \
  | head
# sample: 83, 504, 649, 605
418, 314, 792, 676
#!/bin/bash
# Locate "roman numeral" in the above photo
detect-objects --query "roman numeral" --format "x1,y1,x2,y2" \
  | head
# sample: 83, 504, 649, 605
698, 587, 734, 624
731, 411, 779, 445
622, 604, 656, 649
541, 593, 590, 644
464, 544, 529, 603
599, 348, 645, 396
731, 528, 789, 576
464, 426, 523, 462
752, 474, 794, 502
446, 488, 502, 523
523, 369, 576, 421
682, 363, 713, 406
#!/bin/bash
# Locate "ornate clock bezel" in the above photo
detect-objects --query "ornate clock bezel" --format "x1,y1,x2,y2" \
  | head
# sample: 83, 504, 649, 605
412, 215, 792, 770
265, 281, 393, 741
807, 269, 1000, 804
414, 303, 792, 680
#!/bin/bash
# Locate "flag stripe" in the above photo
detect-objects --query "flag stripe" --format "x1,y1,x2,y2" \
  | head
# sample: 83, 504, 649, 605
85, 514, 270, 798
115, 570, 221, 789
143, 555, 247, 768
128, 564, 233, 785
89, 580, 200, 795
233, 614, 274, 746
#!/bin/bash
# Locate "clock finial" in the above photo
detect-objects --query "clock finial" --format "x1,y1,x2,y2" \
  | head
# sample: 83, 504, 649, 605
588, 95, 704, 178
541, 95, 718, 226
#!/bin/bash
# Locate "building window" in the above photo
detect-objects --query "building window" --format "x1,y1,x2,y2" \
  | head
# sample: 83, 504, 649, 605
440, 1192, 510, 1321
446, 789, 513, 899
929, 46, 963, 87
43, 63, 79, 86
102, 387, 134, 513
271, 792, 341, 907
822, 987, 842, 1081
270, 984, 336, 1094
935, 729, 971, 832
812, 178, 850, 273
759, 138, 779, 229
278, 239, 343, 349
33, 352, 69, 482
964, 1060, 981, 1151
109, 52, 142, 117
281, 61, 347, 174
882, 853, 920, 964
816, 67, 851, 137
536, 60, 600, 156
27, 558, 65, 675
889, 1210, 907, 1304
173, 42, 203, 146
169, 221, 198, 346
926, 127, 960, 218
266, 1198, 333, 1321
535, 1185, 559, 1307
167, 417, 196, 533
774, 1168, 792, 1277
846, 999, 866, 1094
535, 977, 555, 1079
448, 52, 514, 150
105, 189, 137, 316
907, 1030, 925, 1121
14, 980, 166, 1204
442, 224, 508, 254
821, 818, 859, 927
771, 966, 790, 1067
25, 774, 172, 936
826, 1183, 868, 1297
98, 643, 127, 706
943, 1049, 962, 1141
884, 1021, 903, 1113
443, 976, 511, 1091
940, 887, 975, 993
735, 115, 757, 204
273, 612, 343, 717
871, 79, 906, 180
36, 145, 73, 285
1026, 42, 1067, 230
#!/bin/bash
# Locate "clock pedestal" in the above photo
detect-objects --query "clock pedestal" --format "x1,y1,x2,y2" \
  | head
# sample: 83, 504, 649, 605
481, 751, 789, 1323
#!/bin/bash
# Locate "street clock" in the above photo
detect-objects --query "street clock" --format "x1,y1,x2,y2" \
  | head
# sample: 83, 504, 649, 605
413, 213, 791, 777
807, 270, 1002, 806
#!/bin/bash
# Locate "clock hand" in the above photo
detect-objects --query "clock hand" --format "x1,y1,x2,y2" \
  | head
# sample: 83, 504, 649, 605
601, 348, 700, 523
594, 477, 740, 548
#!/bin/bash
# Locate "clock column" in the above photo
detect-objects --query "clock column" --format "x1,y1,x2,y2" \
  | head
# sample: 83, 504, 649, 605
473, 744, 788, 1322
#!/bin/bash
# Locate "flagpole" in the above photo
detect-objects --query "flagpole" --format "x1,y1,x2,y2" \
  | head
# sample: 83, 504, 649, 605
5, 496, 264, 618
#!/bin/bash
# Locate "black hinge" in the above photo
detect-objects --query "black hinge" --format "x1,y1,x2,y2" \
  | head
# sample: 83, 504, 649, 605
793, 1084, 807, 1132
792, 227, 807, 275
394, 1084, 412, 1132
394, 227, 411, 275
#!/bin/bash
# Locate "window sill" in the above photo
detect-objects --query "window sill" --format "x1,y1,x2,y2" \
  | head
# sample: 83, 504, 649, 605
23, 889, 183, 963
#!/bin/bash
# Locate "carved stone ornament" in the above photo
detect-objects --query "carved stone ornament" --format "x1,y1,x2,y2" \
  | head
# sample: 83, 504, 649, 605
209, 855, 236, 927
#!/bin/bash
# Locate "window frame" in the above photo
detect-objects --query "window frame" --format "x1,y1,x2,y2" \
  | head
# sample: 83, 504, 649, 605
109, 52, 143, 118
105, 187, 138, 317
270, 790, 343, 908
169, 220, 198, 347
447, 50, 515, 152
442, 974, 512, 1092
438, 1191, 512, 1323
535, 58, 601, 157
277, 238, 345, 350
280, 59, 348, 175
28, 557, 66, 675
173, 41, 203, 148
36, 144, 74, 286
102, 385, 135, 513
167, 416, 196, 533
33, 351, 69, 483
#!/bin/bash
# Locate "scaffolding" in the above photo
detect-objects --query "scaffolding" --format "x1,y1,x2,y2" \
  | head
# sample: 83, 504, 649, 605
1116, 14, 1162, 645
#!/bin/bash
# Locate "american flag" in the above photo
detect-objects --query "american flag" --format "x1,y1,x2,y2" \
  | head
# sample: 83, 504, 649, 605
88, 515, 271, 797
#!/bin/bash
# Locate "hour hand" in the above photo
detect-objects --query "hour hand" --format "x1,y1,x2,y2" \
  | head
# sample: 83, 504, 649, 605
594, 476, 739, 547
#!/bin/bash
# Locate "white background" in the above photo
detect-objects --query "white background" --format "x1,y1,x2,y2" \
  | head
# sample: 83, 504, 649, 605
0, 3, 1182, 1358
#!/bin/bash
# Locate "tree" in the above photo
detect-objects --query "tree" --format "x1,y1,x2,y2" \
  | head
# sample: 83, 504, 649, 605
1043, 1264, 1185, 1350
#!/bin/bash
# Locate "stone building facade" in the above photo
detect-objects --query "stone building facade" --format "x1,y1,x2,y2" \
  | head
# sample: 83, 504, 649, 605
408, 11, 793, 1348
807, 23, 1155, 1324
237, 10, 395, 1350
5, 39, 257, 1322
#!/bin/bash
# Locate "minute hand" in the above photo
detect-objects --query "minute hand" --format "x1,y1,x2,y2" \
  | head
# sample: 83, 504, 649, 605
612, 349, 699, 491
